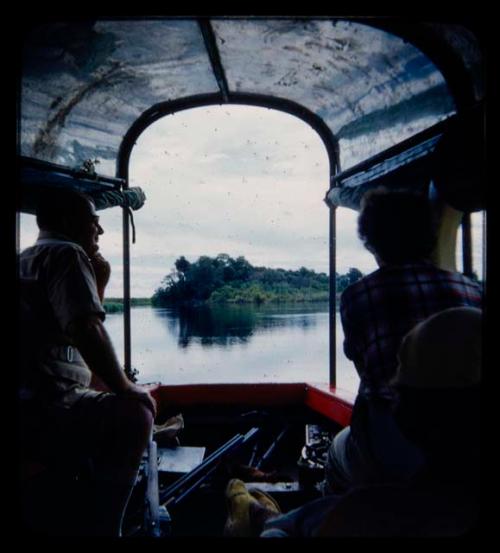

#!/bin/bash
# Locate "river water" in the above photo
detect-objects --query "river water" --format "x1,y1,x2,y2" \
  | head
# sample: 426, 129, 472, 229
104, 302, 360, 394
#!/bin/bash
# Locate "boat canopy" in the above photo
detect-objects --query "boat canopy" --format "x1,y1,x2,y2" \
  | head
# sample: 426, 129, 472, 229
325, 101, 485, 213
19, 18, 484, 211
19, 155, 146, 214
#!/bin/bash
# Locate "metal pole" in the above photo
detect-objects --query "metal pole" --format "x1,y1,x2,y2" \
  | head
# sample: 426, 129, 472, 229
329, 140, 340, 389
122, 195, 132, 376
482, 210, 486, 285
160, 434, 244, 504
160, 428, 259, 506
329, 206, 337, 388
255, 426, 289, 470
198, 19, 230, 103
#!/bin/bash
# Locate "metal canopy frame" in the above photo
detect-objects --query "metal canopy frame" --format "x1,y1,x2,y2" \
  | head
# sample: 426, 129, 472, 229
115, 16, 480, 386
117, 90, 340, 384
198, 20, 230, 103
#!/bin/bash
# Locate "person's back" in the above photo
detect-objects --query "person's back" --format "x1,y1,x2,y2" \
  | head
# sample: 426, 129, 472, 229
393, 306, 482, 489
341, 262, 482, 398
252, 306, 482, 537
324, 188, 482, 493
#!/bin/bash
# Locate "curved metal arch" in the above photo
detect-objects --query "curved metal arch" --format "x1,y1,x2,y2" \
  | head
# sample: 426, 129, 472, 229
116, 91, 340, 384
117, 92, 339, 179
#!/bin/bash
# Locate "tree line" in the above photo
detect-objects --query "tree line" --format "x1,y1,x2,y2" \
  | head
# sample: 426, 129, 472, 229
103, 298, 151, 313
151, 254, 363, 306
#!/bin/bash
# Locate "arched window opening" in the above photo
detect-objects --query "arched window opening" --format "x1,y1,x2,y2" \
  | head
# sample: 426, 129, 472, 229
122, 105, 335, 386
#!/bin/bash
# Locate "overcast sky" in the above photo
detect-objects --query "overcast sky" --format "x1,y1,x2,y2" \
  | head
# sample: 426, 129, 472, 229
20, 105, 484, 297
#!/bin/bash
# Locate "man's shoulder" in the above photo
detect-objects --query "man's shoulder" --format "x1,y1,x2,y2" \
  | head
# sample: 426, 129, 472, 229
20, 241, 84, 267
29, 242, 92, 275
340, 274, 374, 310
22, 238, 86, 254
41, 240, 88, 259
420, 265, 482, 289
342, 270, 379, 296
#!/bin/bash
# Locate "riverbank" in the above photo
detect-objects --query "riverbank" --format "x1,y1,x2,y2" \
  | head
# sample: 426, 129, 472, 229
103, 298, 152, 313
105, 296, 342, 312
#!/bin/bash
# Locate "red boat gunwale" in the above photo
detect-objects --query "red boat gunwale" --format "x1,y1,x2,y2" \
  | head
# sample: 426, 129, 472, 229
145, 382, 355, 428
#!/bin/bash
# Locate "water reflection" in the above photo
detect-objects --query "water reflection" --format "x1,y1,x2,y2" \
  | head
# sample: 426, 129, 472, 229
163, 305, 254, 348
104, 303, 359, 390
154, 303, 324, 348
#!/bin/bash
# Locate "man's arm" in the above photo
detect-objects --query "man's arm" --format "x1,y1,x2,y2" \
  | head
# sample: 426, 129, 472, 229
67, 314, 156, 416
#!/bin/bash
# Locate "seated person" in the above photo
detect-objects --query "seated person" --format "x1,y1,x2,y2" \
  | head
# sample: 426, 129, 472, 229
18, 188, 156, 536
392, 306, 481, 490
225, 306, 481, 537
322, 188, 482, 493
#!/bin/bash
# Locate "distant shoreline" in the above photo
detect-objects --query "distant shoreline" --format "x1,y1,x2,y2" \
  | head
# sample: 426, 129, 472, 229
103, 298, 151, 313
104, 296, 340, 313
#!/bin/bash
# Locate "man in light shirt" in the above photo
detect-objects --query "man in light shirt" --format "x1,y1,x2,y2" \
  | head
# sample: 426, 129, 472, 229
19, 188, 156, 536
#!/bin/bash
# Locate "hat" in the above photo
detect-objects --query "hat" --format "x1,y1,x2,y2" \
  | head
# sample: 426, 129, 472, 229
393, 307, 482, 388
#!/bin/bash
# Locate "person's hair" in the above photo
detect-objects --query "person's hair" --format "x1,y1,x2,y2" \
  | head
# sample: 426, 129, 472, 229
36, 188, 94, 232
358, 188, 437, 264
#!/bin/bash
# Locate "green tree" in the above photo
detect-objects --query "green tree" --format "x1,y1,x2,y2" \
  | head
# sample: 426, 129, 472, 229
152, 254, 355, 306
175, 256, 191, 279
346, 267, 363, 285
232, 256, 252, 281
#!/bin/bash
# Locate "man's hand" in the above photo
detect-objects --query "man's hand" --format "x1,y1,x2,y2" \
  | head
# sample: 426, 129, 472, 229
90, 253, 111, 301
117, 381, 157, 417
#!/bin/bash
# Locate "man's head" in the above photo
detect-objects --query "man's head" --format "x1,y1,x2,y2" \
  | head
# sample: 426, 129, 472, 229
358, 188, 437, 265
36, 188, 103, 256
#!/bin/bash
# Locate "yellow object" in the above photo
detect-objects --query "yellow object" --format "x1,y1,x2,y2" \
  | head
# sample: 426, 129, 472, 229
430, 202, 463, 272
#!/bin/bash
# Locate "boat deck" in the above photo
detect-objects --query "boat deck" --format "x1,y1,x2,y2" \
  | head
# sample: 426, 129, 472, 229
124, 382, 355, 536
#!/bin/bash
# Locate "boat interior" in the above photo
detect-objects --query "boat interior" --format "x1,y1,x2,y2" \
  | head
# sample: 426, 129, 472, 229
125, 383, 353, 536
17, 16, 485, 537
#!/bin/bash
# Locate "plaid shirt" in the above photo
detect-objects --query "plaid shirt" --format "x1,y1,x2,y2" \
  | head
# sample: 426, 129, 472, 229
340, 263, 482, 399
